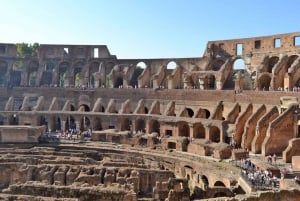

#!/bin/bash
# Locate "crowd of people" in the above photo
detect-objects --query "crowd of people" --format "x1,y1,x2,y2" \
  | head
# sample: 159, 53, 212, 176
239, 158, 279, 190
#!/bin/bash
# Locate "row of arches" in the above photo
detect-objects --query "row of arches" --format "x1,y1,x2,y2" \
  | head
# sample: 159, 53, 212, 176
257, 54, 300, 90
0, 57, 246, 89
4, 113, 222, 143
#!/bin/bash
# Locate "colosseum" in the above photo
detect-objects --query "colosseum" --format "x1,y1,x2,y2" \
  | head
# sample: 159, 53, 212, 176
0, 32, 300, 201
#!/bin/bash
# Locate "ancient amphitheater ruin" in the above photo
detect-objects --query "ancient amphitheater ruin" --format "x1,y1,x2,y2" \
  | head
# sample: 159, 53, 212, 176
1, 32, 300, 200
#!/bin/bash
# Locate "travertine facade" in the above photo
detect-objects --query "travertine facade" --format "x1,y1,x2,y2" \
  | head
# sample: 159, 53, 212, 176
0, 32, 300, 200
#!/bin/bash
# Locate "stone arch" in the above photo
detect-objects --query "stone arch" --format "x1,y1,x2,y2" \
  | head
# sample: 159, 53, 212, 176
55, 117, 62, 131
128, 63, 144, 87
89, 61, 100, 88
267, 56, 279, 73
214, 181, 226, 187
74, 61, 84, 87
209, 126, 220, 143
211, 59, 225, 71
193, 123, 205, 139
233, 58, 245, 70
92, 117, 102, 130
178, 121, 190, 137
11, 61, 23, 86
28, 60, 39, 86
40, 61, 55, 86
195, 108, 210, 119
258, 73, 272, 90
78, 104, 90, 112
201, 175, 209, 189
69, 104, 75, 111
120, 118, 131, 131
148, 119, 160, 134
45, 61, 55, 72
167, 61, 177, 69
287, 55, 299, 72
135, 118, 146, 133
136, 61, 146, 69
186, 108, 194, 117
58, 61, 69, 87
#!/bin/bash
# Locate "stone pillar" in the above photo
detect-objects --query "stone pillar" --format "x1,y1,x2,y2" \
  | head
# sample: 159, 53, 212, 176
47, 116, 54, 131
216, 81, 222, 90
189, 125, 194, 139
199, 78, 204, 90
75, 120, 81, 132
61, 120, 66, 132
205, 127, 210, 141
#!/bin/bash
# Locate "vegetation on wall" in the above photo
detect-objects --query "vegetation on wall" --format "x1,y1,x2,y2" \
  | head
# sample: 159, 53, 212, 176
16, 43, 39, 58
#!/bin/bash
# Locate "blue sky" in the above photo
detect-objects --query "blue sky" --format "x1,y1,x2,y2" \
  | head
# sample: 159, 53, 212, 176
1, 0, 300, 59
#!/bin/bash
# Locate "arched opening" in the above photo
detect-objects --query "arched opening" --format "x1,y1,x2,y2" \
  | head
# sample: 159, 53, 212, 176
209, 126, 220, 143
258, 73, 272, 90
100, 105, 105, 112
204, 109, 210, 118
66, 116, 76, 132
201, 175, 209, 189
195, 108, 211, 119
78, 104, 90, 112
80, 116, 90, 132
204, 75, 216, 89
28, 61, 39, 86
211, 59, 225, 71
0, 60, 8, 86
135, 118, 146, 133
267, 56, 279, 73
287, 55, 299, 72
37, 115, 47, 126
214, 181, 226, 187
13, 60, 24, 71
114, 77, 123, 88
130, 64, 144, 87
58, 62, 69, 87
148, 119, 160, 134
89, 61, 100, 88
167, 61, 177, 69
233, 59, 245, 70
120, 118, 131, 131
45, 62, 55, 72
136, 61, 146, 69
70, 104, 75, 111
193, 123, 205, 139
41, 62, 54, 86
186, 108, 194, 117
56, 117, 61, 131
92, 117, 102, 130
74, 62, 84, 87
11, 61, 22, 87
178, 122, 190, 137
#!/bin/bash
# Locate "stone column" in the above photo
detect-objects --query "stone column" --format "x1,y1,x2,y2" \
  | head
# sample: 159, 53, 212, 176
75, 119, 81, 133
61, 120, 66, 132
